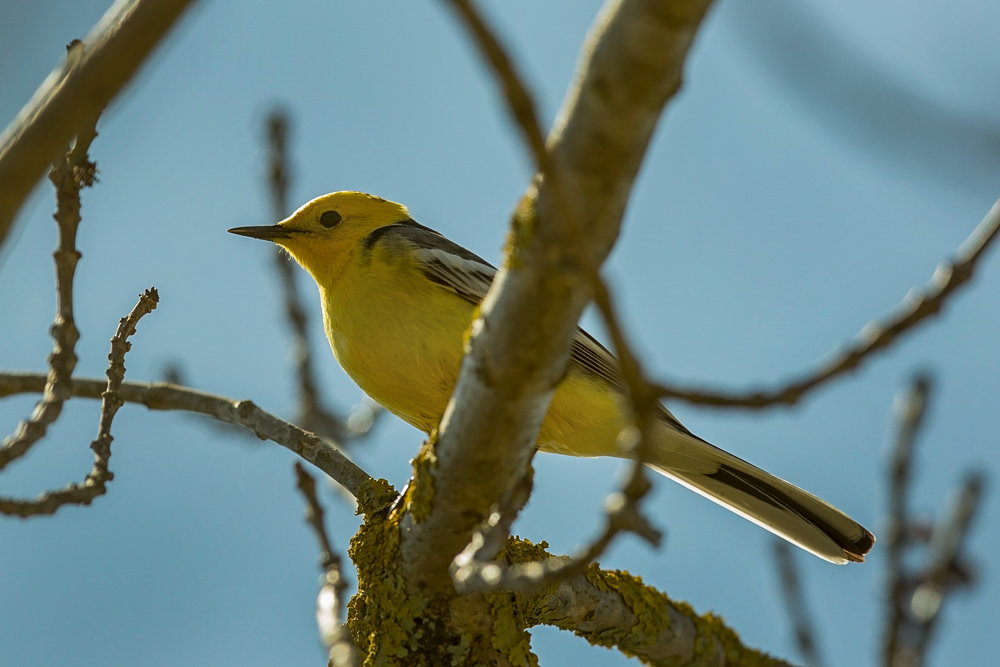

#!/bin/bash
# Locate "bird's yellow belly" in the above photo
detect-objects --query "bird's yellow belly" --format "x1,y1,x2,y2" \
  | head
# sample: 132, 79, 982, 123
321, 271, 626, 458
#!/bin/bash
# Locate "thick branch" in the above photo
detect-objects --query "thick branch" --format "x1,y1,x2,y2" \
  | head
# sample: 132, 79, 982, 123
0, 372, 373, 497
0, 0, 200, 249
651, 201, 1000, 410
0, 289, 158, 517
534, 565, 795, 667
402, 0, 714, 592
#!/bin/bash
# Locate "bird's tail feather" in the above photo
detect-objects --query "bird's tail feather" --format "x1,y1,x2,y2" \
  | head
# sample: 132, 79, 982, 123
647, 419, 875, 564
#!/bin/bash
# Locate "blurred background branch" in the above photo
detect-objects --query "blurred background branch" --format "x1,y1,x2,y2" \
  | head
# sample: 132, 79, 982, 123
264, 111, 380, 447
293, 462, 359, 667
772, 541, 826, 667
881, 375, 986, 667
771, 374, 987, 667
726, 0, 1000, 194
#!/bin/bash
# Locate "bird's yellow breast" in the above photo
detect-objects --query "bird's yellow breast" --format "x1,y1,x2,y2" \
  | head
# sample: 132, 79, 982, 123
320, 244, 473, 434
320, 241, 627, 458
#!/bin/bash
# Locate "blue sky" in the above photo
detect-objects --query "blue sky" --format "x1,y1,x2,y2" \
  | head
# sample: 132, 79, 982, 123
2, 1, 999, 665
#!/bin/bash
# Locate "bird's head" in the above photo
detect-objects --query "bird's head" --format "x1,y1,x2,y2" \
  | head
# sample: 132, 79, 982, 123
229, 191, 411, 284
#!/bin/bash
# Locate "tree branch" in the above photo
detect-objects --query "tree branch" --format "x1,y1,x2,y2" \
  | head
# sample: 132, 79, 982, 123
650, 200, 1000, 410
880, 376, 987, 667
0, 118, 99, 471
264, 111, 380, 445
772, 541, 826, 667
0, 0, 200, 249
532, 560, 795, 667
882, 375, 932, 665
0, 289, 158, 517
293, 462, 360, 667
402, 0, 715, 594
0, 372, 374, 498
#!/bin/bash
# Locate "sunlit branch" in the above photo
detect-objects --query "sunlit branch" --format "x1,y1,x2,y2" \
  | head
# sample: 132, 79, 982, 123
0, 289, 158, 517
0, 372, 373, 498
0, 118, 99, 470
293, 462, 360, 667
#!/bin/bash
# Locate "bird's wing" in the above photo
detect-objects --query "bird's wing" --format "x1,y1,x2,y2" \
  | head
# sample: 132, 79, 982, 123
366, 221, 668, 403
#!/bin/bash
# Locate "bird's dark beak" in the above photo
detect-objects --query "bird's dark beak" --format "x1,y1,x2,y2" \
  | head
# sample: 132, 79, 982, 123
227, 225, 297, 241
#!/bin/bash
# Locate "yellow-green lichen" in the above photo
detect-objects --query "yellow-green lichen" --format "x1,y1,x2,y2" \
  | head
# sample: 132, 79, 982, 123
347, 478, 430, 666
461, 304, 483, 351
502, 192, 538, 271
479, 537, 556, 667
355, 477, 397, 516
485, 588, 539, 667
405, 436, 438, 524
678, 605, 782, 667
573, 565, 782, 667
578, 565, 674, 654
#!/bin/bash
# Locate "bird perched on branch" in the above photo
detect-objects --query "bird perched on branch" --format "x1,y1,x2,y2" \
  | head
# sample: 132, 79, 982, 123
230, 191, 874, 564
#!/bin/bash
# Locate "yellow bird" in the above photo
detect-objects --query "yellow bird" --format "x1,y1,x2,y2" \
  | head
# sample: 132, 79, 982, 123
230, 191, 875, 564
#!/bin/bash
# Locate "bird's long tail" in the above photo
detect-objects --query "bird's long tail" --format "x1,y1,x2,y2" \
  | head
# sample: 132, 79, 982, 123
646, 417, 875, 564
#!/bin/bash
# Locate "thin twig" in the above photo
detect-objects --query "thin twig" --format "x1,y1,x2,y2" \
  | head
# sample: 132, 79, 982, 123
0, 0, 200, 249
264, 111, 379, 444
0, 289, 159, 517
907, 472, 984, 662
773, 540, 826, 667
882, 375, 932, 665
0, 117, 99, 471
293, 462, 359, 667
651, 201, 1000, 410
452, 439, 660, 594
880, 376, 986, 667
0, 372, 374, 497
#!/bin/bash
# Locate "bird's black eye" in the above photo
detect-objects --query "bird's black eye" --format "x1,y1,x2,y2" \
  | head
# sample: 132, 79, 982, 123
319, 210, 342, 228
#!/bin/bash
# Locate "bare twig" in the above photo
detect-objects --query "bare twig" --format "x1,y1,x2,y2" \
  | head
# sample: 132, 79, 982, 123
0, 0, 201, 249
906, 472, 984, 664
453, 440, 660, 594
0, 289, 159, 517
442, 0, 552, 183
0, 117, 99, 471
882, 375, 932, 665
263, 111, 379, 444
880, 377, 987, 667
0, 372, 374, 497
650, 201, 1000, 410
773, 541, 826, 667
293, 462, 359, 667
